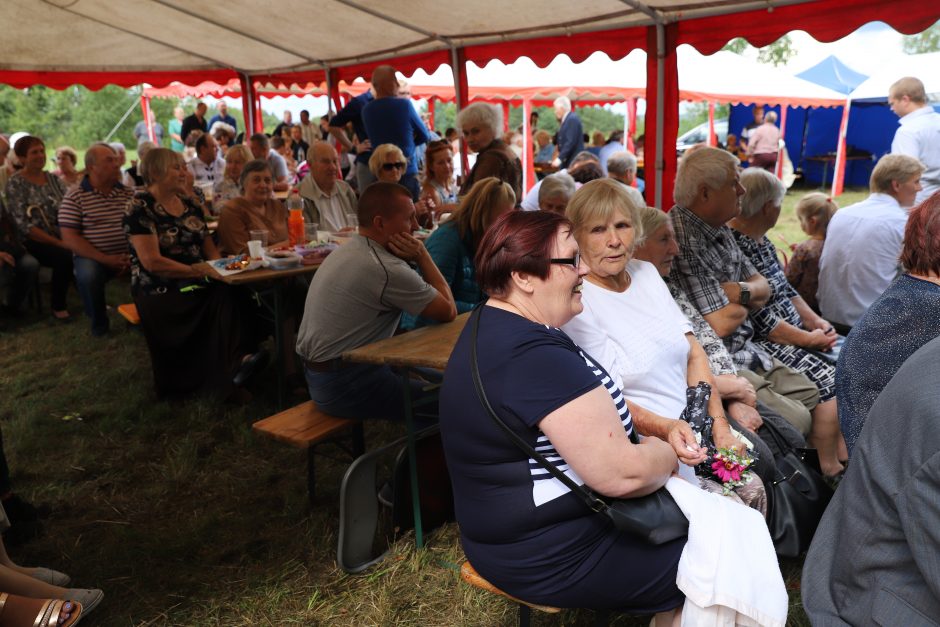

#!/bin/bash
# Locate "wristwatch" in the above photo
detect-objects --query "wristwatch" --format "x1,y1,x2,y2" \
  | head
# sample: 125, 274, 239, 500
738, 282, 751, 306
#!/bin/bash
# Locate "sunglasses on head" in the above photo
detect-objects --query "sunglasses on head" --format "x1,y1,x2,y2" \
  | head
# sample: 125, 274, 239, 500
381, 162, 406, 171
550, 252, 581, 269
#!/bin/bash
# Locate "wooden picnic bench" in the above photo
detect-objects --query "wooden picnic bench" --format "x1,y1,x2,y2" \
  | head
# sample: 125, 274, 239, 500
252, 400, 365, 501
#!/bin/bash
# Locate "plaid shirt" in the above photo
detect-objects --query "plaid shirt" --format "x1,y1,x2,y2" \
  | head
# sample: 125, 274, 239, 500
668, 205, 773, 371
731, 230, 802, 339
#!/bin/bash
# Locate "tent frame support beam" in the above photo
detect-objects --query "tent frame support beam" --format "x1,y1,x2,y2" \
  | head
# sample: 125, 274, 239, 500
149, 0, 327, 67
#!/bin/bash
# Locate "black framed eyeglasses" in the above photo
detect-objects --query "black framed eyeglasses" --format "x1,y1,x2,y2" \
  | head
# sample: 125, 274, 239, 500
382, 162, 406, 171
549, 252, 580, 269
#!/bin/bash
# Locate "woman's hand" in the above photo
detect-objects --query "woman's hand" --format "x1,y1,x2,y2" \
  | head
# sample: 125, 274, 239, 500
727, 400, 763, 431
665, 421, 708, 467
802, 328, 835, 351
716, 374, 757, 407
713, 424, 749, 457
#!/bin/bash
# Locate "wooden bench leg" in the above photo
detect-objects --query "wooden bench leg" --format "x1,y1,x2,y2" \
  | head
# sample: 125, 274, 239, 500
306, 447, 318, 502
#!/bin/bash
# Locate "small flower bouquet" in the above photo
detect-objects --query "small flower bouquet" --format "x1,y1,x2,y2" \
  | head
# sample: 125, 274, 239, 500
708, 447, 755, 495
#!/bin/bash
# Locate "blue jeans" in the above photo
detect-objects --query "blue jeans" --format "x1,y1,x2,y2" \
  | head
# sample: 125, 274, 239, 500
0, 251, 39, 312
73, 256, 115, 335
304, 362, 438, 425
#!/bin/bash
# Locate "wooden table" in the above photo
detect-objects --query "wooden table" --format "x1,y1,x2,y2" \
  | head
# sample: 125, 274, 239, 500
342, 312, 469, 548
199, 260, 321, 407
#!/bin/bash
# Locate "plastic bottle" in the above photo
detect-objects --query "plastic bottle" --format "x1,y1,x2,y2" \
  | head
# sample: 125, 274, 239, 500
287, 189, 305, 246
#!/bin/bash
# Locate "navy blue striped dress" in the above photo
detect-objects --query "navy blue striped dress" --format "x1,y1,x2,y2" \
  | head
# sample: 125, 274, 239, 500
440, 306, 684, 611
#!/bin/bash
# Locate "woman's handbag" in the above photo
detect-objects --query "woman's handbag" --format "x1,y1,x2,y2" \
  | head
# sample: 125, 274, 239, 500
468, 306, 688, 545
760, 418, 833, 558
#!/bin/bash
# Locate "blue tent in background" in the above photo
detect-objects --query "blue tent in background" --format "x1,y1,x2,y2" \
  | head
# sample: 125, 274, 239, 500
730, 55, 901, 189
796, 56, 869, 95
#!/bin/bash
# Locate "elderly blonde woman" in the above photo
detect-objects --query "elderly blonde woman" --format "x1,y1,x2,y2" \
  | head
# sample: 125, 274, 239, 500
730, 167, 845, 477
369, 144, 434, 226
456, 102, 521, 200
537, 172, 576, 214
124, 147, 264, 399
561, 179, 766, 509
214, 144, 252, 204
401, 177, 515, 330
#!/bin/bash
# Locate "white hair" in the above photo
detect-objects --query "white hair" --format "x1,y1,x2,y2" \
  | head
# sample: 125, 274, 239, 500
607, 151, 637, 177
539, 172, 577, 204
456, 103, 502, 136
553, 96, 572, 114
673, 146, 740, 208
739, 167, 785, 219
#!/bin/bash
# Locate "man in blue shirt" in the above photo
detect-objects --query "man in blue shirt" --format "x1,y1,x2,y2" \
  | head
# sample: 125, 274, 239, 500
208, 102, 238, 133
329, 86, 375, 192
361, 65, 430, 200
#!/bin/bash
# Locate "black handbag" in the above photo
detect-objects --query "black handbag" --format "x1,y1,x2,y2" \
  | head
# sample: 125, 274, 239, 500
761, 417, 833, 558
468, 305, 688, 545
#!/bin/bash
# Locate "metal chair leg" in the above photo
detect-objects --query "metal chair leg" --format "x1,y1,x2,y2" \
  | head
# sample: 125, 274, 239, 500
518, 604, 531, 627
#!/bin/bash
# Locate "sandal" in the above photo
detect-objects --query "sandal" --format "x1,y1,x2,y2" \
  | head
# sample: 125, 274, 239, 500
31, 567, 72, 587
52, 311, 72, 322
0, 592, 82, 627
65, 589, 103, 616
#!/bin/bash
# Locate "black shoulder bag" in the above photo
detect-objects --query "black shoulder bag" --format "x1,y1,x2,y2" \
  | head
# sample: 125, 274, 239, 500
468, 305, 688, 545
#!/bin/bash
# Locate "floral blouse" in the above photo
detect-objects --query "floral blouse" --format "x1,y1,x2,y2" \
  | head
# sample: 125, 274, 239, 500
730, 230, 802, 340
4, 172, 67, 239
124, 191, 208, 296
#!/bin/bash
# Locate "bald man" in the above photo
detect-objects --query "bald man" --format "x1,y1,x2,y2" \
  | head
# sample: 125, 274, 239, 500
298, 142, 358, 231
361, 65, 430, 200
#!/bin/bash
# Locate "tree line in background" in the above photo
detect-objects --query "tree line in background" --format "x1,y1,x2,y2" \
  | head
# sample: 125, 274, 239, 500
1, 21, 936, 154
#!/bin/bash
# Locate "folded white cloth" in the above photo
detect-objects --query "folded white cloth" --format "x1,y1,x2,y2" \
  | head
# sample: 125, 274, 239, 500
665, 477, 787, 627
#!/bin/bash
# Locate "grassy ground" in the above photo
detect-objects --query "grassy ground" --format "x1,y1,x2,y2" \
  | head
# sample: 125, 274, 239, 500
1, 187, 861, 625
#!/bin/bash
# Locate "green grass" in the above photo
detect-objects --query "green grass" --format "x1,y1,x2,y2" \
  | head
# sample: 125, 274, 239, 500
0, 193, 855, 624
769, 185, 868, 251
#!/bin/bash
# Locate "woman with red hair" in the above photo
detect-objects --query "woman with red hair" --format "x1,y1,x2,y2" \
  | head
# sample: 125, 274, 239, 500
836, 191, 940, 456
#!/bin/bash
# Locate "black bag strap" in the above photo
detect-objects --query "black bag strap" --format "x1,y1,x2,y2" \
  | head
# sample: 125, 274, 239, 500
468, 303, 611, 515
759, 412, 796, 455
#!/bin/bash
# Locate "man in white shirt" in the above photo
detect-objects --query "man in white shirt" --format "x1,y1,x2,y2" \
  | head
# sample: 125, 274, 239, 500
187, 134, 224, 187
889, 76, 940, 205
298, 142, 358, 232
298, 110, 320, 148
817, 154, 924, 331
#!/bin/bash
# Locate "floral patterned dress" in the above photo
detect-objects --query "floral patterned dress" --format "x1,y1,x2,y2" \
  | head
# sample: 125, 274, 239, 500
123, 191, 255, 398
124, 191, 208, 296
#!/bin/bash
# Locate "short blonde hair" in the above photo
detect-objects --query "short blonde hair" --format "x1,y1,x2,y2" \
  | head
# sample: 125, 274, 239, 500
140, 147, 184, 186
795, 192, 837, 232
566, 178, 645, 243
225, 144, 252, 164
674, 146, 739, 208
764, 110, 778, 124
870, 154, 925, 194
452, 177, 516, 246
368, 143, 406, 177
889, 77, 927, 104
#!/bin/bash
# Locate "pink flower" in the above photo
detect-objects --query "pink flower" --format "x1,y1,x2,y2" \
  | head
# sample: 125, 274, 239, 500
711, 457, 735, 482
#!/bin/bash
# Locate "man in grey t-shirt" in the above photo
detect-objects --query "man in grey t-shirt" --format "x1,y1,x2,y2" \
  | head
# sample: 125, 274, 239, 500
296, 182, 457, 421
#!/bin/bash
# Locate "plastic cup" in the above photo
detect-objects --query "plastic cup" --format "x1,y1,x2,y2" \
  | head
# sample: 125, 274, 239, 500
304, 223, 319, 243
345, 213, 359, 229
248, 229, 268, 247
247, 240, 264, 259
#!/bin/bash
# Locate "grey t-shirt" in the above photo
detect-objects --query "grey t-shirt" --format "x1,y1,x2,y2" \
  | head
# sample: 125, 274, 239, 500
267, 150, 289, 180
296, 234, 438, 361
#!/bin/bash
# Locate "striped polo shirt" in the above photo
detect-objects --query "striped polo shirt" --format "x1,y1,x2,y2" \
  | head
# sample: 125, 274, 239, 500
59, 177, 134, 255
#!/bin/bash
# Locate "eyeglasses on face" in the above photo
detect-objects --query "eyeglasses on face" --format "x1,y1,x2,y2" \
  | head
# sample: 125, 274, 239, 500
381, 162, 406, 171
549, 252, 581, 269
